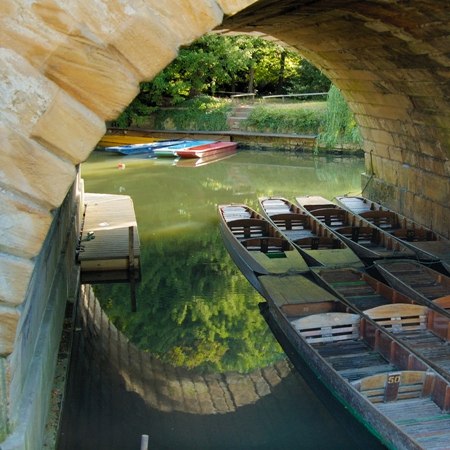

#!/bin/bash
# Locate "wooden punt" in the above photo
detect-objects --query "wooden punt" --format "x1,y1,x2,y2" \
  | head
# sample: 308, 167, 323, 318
374, 260, 450, 312
218, 204, 309, 298
295, 195, 416, 262
104, 139, 182, 155
312, 267, 450, 379
175, 151, 236, 167
176, 141, 237, 159
258, 197, 363, 269
153, 140, 216, 157
335, 196, 450, 269
258, 274, 450, 450
97, 134, 160, 147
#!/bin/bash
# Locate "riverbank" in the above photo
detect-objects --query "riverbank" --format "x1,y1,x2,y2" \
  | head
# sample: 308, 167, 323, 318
111, 91, 363, 154
100, 127, 364, 155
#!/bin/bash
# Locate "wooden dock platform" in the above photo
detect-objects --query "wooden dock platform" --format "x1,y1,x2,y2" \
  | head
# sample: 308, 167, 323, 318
78, 193, 141, 284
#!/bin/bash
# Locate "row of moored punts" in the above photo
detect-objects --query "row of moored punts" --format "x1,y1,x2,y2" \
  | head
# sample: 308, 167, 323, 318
102, 139, 238, 159
218, 195, 450, 450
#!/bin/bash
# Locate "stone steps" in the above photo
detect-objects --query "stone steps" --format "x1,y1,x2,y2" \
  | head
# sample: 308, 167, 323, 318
227, 104, 254, 130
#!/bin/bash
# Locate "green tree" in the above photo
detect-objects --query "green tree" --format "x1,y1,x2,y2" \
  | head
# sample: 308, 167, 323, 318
287, 59, 331, 94
317, 85, 362, 150
110, 34, 332, 126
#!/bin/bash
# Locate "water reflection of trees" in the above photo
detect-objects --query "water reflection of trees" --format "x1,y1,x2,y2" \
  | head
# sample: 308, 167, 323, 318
87, 150, 364, 375
95, 226, 284, 374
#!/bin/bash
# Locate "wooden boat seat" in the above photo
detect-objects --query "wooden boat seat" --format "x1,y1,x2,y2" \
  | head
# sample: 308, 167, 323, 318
290, 312, 360, 344
434, 295, 450, 311
269, 213, 310, 231
364, 304, 428, 334
428, 295, 450, 340
351, 370, 434, 403
391, 228, 437, 242
310, 208, 347, 227
241, 237, 290, 253
228, 218, 270, 239
294, 236, 342, 250
221, 206, 251, 221
360, 210, 397, 229
335, 226, 380, 243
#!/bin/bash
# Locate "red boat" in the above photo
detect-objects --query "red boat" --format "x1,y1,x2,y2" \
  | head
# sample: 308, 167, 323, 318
176, 141, 238, 158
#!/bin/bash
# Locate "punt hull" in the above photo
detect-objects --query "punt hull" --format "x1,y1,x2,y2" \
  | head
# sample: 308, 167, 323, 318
153, 140, 216, 157
261, 301, 423, 450
105, 139, 182, 155
259, 196, 363, 269
374, 260, 450, 306
219, 207, 450, 449
177, 142, 237, 158
335, 196, 450, 266
296, 195, 416, 262
218, 222, 270, 299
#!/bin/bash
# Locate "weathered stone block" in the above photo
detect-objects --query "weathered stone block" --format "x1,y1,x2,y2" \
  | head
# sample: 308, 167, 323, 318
0, 1, 62, 70
146, 0, 224, 42
422, 173, 450, 204
43, 37, 140, 119
0, 124, 75, 209
0, 48, 58, 132
31, 90, 105, 164
0, 305, 20, 355
0, 255, 34, 307
0, 193, 52, 259
109, 15, 180, 80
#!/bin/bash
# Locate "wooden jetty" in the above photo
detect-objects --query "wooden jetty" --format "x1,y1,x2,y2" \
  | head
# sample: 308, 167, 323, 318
78, 193, 141, 287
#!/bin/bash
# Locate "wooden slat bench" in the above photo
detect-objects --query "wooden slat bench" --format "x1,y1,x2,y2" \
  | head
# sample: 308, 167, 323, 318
352, 370, 434, 403
228, 218, 270, 239
360, 210, 397, 230
310, 208, 347, 227
364, 304, 428, 334
290, 312, 360, 344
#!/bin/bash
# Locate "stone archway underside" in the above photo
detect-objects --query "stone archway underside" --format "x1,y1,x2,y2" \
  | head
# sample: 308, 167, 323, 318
0, 0, 449, 446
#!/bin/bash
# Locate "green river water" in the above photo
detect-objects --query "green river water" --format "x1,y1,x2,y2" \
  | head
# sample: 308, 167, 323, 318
59, 149, 386, 450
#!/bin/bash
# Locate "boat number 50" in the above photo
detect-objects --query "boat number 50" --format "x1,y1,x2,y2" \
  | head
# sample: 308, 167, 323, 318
387, 374, 400, 384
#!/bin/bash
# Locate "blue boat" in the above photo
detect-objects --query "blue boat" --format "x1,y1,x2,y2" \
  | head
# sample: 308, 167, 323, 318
104, 139, 183, 155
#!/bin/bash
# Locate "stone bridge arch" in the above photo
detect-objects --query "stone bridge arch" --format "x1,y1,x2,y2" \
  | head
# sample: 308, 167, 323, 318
0, 1, 449, 448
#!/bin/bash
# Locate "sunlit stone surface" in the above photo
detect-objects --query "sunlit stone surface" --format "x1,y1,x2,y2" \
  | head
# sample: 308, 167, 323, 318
0, 0, 449, 448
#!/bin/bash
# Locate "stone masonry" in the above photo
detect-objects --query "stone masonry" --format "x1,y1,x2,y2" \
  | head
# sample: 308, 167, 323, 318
0, 1, 449, 448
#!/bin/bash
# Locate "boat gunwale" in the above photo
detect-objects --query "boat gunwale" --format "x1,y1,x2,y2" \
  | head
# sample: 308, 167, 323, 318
263, 299, 450, 450
335, 195, 450, 263
294, 196, 417, 262
310, 266, 450, 382
258, 196, 363, 269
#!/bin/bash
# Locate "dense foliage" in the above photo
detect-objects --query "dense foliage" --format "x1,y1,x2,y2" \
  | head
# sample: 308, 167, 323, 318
110, 34, 360, 151
112, 34, 330, 127
95, 221, 284, 374
243, 101, 326, 134
317, 85, 362, 150
85, 148, 365, 374
149, 96, 232, 131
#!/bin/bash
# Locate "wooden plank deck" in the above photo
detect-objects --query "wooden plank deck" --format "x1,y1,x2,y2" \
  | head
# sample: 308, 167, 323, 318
259, 274, 338, 316
377, 397, 450, 449
78, 193, 141, 283
314, 340, 397, 382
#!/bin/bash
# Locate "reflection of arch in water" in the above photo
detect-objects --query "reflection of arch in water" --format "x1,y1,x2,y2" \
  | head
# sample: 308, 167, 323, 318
81, 286, 290, 415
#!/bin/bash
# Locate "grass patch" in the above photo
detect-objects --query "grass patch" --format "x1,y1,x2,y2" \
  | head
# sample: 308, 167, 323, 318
144, 96, 233, 131
242, 101, 326, 134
